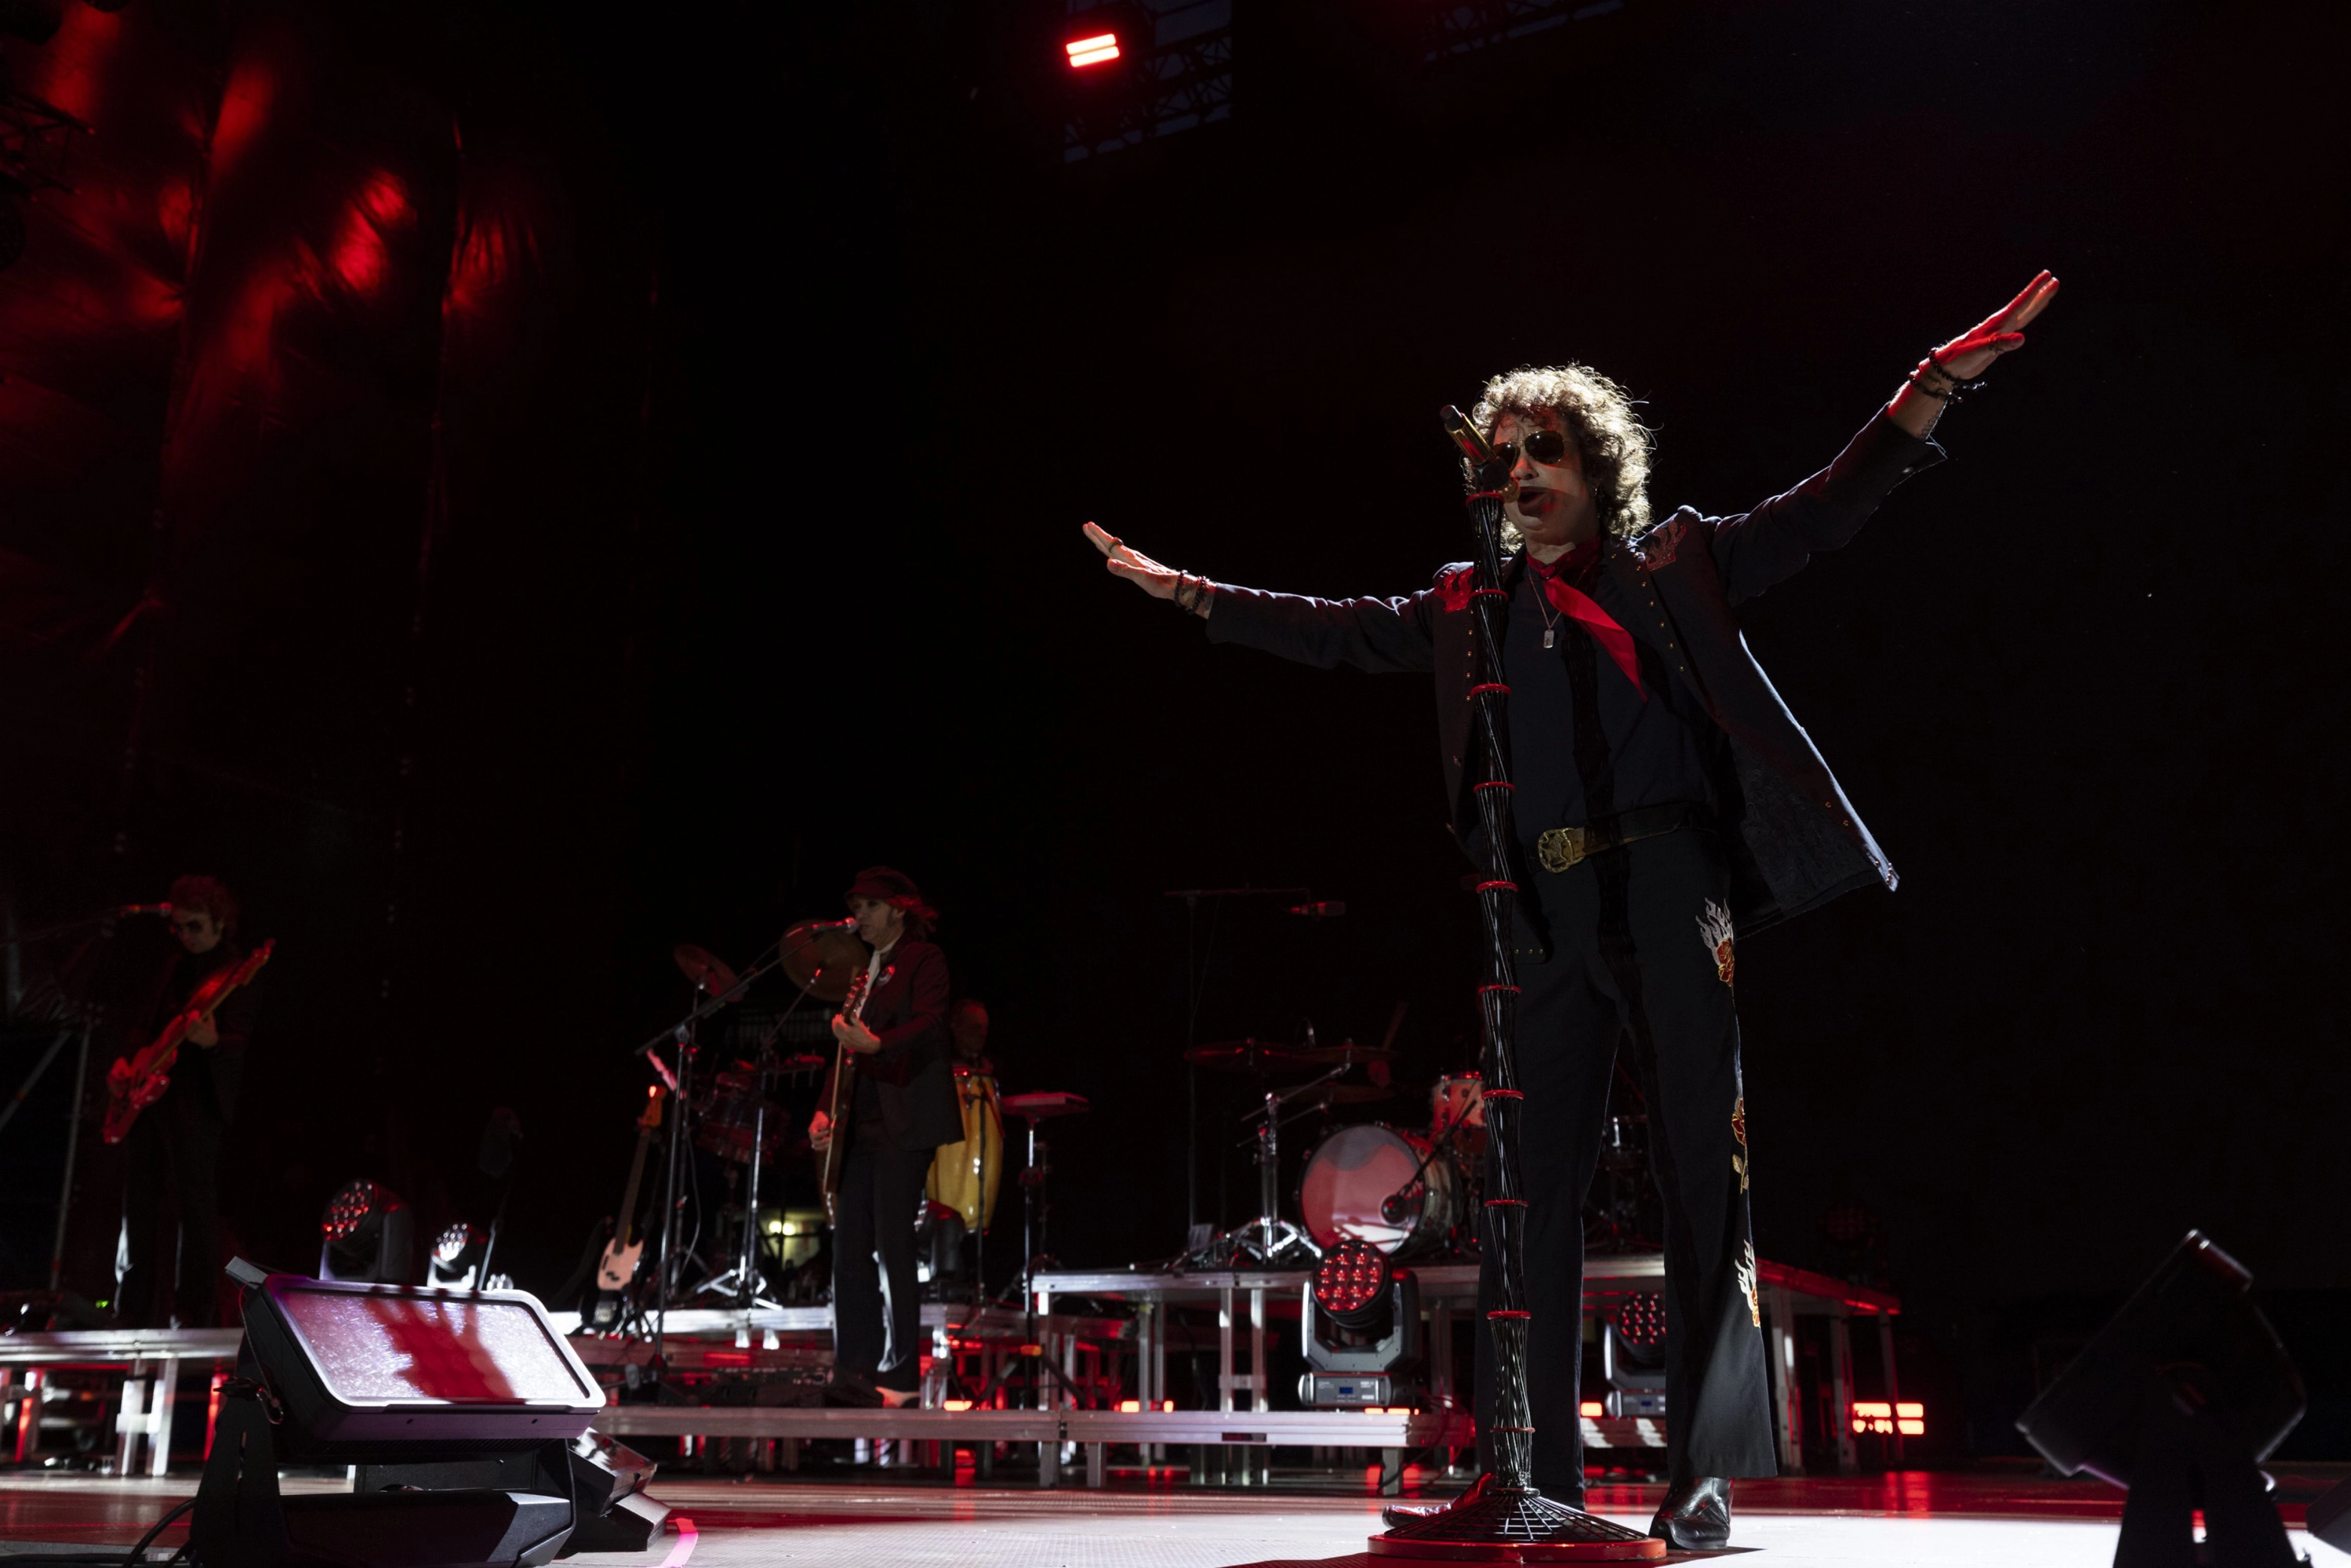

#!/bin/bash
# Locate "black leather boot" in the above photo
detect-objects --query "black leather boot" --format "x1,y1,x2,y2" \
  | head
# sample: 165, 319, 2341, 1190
1648, 1475, 1732, 1549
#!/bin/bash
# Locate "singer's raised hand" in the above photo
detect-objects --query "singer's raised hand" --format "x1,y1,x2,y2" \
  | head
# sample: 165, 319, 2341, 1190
1931, 269, 2060, 379
1082, 521, 1183, 600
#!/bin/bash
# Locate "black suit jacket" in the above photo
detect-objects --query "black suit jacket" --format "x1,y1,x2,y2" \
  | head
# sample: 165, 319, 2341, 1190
820, 938, 962, 1154
1204, 409, 1943, 938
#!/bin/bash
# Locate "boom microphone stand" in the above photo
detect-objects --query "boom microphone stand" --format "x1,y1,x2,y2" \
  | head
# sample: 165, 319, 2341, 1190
1367, 411, 1661, 1562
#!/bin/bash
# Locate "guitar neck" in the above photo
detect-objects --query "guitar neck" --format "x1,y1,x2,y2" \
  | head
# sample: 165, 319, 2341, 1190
614, 1134, 654, 1249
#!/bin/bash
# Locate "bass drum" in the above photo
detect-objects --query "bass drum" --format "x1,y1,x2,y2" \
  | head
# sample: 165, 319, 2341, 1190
1298, 1123, 1464, 1258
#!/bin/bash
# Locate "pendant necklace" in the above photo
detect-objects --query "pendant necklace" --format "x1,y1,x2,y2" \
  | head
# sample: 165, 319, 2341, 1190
1531, 566, 1564, 650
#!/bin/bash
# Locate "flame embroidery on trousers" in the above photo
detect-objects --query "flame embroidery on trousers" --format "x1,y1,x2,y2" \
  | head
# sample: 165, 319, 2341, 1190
1731, 1096, 1748, 1192
1735, 1240, 1761, 1327
1699, 899, 1735, 987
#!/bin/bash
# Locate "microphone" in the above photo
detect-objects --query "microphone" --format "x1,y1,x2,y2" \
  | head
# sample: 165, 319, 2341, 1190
1380, 1189, 1413, 1225
1439, 404, 1495, 464
117, 904, 173, 917
813, 916, 859, 930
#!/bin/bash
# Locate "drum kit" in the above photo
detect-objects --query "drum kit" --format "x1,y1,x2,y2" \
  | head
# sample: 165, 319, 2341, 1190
1184, 1033, 1656, 1267
1179, 1026, 1484, 1267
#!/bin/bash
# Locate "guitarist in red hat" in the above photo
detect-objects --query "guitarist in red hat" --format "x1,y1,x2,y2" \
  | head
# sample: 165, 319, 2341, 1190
808, 866, 960, 1404
118, 875, 256, 1329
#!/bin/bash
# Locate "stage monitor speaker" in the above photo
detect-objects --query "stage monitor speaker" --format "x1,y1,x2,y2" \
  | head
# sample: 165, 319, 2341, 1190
2306, 1472, 2351, 1554
192, 1260, 611, 1568
2015, 1230, 2302, 1568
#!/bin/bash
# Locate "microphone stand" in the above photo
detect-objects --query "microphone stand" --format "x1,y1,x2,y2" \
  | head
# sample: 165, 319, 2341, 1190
1368, 411, 1662, 1561
637, 927, 833, 1371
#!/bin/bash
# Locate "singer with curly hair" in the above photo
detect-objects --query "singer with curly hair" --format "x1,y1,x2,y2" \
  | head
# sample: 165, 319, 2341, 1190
1082, 273, 2058, 1548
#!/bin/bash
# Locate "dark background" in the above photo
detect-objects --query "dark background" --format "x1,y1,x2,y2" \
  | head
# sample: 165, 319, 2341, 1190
0, 0, 2341, 1459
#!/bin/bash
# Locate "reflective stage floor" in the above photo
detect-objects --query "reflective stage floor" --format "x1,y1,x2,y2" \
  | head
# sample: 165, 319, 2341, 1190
0, 1470, 2340, 1566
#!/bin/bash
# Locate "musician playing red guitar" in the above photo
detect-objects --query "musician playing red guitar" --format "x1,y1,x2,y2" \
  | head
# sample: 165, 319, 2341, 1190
118, 876, 256, 1329
807, 866, 959, 1405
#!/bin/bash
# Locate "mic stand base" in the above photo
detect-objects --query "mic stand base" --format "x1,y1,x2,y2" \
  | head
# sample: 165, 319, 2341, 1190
1368, 1479, 1663, 1560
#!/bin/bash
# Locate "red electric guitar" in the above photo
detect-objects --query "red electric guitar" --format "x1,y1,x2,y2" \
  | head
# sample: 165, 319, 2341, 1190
103, 940, 274, 1145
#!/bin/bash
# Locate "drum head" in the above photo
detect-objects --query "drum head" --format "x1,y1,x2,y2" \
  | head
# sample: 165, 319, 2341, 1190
1299, 1123, 1430, 1254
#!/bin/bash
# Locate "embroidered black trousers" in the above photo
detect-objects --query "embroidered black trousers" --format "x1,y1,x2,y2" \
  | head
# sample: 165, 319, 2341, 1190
1475, 827, 1778, 1497
833, 1144, 935, 1392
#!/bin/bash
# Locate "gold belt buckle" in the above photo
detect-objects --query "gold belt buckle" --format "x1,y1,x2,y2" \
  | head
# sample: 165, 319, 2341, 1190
1537, 826, 1586, 873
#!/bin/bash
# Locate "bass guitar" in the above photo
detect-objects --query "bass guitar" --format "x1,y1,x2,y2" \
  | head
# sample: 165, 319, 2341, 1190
587, 1084, 667, 1330
816, 963, 882, 1224
103, 939, 274, 1145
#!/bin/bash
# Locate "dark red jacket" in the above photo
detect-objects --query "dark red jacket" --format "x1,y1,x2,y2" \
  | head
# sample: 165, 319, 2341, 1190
1203, 410, 1943, 938
819, 938, 961, 1153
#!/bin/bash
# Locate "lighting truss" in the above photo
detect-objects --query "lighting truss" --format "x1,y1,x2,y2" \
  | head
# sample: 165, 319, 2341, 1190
1064, 0, 1234, 163
1421, 0, 1624, 61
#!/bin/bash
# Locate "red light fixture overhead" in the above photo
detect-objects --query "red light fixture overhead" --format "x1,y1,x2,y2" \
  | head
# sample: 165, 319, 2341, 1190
1065, 31, 1121, 68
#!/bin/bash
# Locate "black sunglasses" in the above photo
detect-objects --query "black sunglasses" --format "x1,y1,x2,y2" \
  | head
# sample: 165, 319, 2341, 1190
1496, 428, 1572, 467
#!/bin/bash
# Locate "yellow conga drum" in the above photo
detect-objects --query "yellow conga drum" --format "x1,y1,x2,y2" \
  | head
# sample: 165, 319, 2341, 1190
927, 1067, 1003, 1231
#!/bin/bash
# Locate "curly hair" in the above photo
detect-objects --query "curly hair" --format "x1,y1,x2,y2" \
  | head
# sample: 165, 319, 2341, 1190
1470, 364, 1655, 543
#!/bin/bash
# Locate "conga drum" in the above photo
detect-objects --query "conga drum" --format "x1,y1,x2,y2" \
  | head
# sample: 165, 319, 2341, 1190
926, 1067, 1004, 1231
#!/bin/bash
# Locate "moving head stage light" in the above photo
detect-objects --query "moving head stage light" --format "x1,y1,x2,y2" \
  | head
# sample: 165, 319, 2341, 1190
320, 1178, 415, 1284
191, 1260, 664, 1567
2016, 1230, 2302, 1568
1300, 1238, 1423, 1408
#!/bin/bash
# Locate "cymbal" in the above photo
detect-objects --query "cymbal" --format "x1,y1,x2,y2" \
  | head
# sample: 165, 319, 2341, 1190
1001, 1091, 1090, 1123
1299, 1040, 1397, 1067
1185, 1038, 1319, 1075
780, 919, 870, 1004
673, 943, 739, 996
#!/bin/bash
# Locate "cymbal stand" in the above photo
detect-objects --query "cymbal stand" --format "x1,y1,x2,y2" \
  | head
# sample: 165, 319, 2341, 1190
1164, 886, 1308, 1251
691, 1053, 782, 1311
1190, 1064, 1343, 1267
630, 927, 840, 1361
633, 938, 784, 1367
1010, 1113, 1082, 1414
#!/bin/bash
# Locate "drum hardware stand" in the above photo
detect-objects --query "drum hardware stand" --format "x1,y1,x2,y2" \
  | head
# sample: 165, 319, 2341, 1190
627, 931, 801, 1365
1007, 1110, 1084, 1416
1368, 411, 1664, 1561
688, 1047, 783, 1311
1189, 1063, 1347, 1268
1164, 886, 1309, 1252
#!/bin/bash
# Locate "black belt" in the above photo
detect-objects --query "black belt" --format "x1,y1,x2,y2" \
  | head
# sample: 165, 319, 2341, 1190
1535, 803, 1708, 873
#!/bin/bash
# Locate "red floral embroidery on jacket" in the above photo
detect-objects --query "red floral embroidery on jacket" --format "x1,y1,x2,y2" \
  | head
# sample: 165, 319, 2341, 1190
1638, 517, 1687, 570
1436, 566, 1476, 613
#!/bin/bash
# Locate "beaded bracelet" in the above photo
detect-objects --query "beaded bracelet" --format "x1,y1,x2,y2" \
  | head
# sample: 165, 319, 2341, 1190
1916, 351, 1988, 405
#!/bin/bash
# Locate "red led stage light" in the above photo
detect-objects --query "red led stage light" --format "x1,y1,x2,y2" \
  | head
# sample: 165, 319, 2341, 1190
1065, 31, 1121, 68
1313, 1238, 1395, 1330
